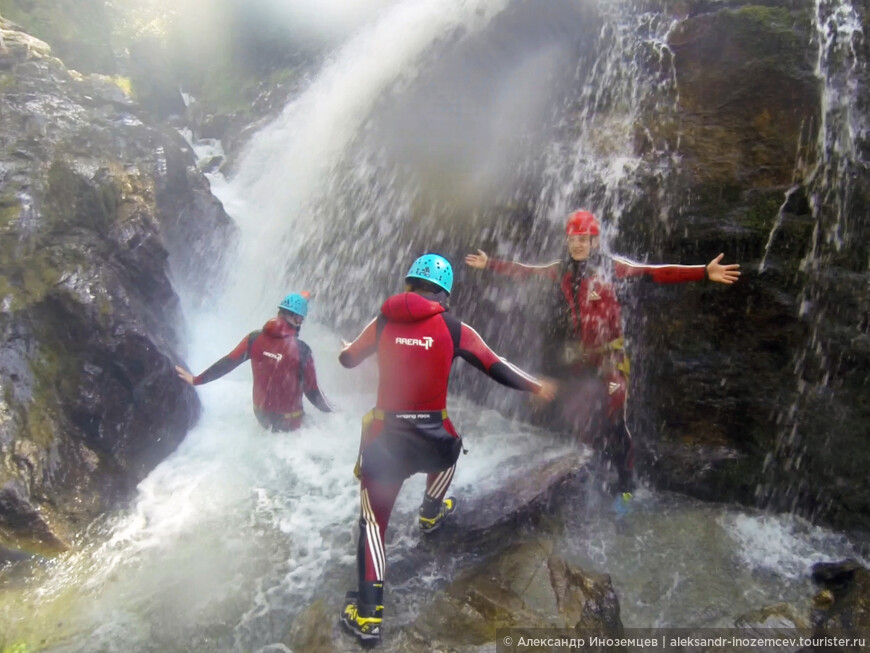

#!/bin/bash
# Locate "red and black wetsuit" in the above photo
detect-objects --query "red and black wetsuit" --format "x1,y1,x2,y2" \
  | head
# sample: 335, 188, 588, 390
486, 253, 707, 492
340, 291, 541, 586
194, 317, 332, 431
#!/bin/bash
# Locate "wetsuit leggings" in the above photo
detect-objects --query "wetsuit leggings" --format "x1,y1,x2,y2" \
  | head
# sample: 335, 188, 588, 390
559, 366, 635, 493
357, 465, 455, 584
253, 407, 302, 432
599, 369, 635, 494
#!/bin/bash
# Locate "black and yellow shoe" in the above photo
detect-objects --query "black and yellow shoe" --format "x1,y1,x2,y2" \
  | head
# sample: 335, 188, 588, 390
418, 496, 457, 533
340, 588, 383, 645
612, 492, 633, 517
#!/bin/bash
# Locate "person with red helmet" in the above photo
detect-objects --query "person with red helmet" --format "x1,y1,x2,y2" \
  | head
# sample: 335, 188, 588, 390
465, 210, 739, 499
175, 291, 333, 432
337, 253, 556, 645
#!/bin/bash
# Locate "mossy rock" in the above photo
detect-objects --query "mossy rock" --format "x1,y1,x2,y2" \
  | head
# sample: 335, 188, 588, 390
667, 4, 819, 186
0, 0, 115, 73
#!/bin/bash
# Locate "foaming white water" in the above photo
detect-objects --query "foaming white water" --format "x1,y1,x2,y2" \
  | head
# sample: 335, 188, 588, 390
3, 3, 537, 650
724, 512, 866, 581
224, 0, 511, 318
559, 494, 867, 628
10, 300, 565, 651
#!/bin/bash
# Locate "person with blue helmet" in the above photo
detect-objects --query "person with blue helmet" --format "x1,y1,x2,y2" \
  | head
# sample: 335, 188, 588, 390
175, 291, 332, 431
337, 253, 556, 645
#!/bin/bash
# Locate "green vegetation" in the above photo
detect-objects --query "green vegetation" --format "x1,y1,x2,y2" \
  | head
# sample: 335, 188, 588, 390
1, 642, 31, 653
0, 72, 16, 93
0, 0, 115, 72
725, 5, 812, 72
2, 0, 307, 122
111, 75, 133, 96
740, 189, 784, 233
0, 192, 20, 227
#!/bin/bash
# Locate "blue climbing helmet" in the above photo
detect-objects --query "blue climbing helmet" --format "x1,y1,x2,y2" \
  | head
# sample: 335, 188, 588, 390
278, 291, 309, 318
405, 254, 453, 294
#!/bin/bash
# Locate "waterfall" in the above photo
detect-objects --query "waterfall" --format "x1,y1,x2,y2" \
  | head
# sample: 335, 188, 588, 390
2, 2, 583, 651
221, 0, 513, 321
760, 0, 867, 521
538, 3, 682, 238
3, 2, 869, 651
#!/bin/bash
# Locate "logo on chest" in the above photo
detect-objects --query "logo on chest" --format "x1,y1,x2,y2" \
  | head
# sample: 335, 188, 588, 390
263, 351, 283, 362
395, 336, 434, 350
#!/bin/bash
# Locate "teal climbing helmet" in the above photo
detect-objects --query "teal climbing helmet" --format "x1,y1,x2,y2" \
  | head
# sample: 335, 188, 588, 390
406, 254, 453, 294
278, 292, 309, 318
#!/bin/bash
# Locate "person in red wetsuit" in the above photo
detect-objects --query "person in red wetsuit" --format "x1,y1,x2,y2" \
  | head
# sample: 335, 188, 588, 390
465, 210, 740, 499
337, 253, 555, 645
175, 292, 332, 432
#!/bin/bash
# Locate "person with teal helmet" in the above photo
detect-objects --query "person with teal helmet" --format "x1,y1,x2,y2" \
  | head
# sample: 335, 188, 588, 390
337, 253, 556, 645
175, 290, 332, 431
404, 253, 454, 293
278, 292, 309, 318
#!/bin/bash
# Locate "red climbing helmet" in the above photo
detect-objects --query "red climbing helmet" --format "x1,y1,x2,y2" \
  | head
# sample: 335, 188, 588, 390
565, 210, 600, 236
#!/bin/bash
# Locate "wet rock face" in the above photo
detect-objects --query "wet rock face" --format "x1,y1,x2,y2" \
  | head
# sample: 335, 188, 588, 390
810, 560, 870, 633
406, 539, 622, 649
0, 19, 234, 551
608, 1, 870, 532
666, 5, 819, 188
0, 0, 115, 74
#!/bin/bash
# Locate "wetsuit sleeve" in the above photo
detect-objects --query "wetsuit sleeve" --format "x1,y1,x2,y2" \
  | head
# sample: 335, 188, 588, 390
611, 255, 706, 284
193, 331, 258, 385
487, 258, 561, 282
339, 317, 380, 368
455, 322, 542, 393
300, 344, 333, 413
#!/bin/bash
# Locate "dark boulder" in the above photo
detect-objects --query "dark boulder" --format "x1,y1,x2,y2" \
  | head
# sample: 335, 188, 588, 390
0, 18, 235, 552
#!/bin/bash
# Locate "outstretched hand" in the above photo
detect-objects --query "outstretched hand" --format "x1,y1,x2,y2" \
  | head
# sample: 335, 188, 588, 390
706, 253, 741, 285
536, 378, 558, 402
464, 249, 489, 270
175, 365, 195, 386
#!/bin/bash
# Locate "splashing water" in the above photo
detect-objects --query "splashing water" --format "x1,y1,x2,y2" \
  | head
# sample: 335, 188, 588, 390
2, 2, 868, 651
760, 0, 866, 518
222, 0, 513, 320
539, 3, 682, 241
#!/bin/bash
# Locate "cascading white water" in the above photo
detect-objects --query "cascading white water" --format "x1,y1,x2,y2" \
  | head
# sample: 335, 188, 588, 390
539, 4, 682, 240
222, 0, 514, 320
2, 2, 580, 651
759, 0, 865, 512
3, 2, 869, 651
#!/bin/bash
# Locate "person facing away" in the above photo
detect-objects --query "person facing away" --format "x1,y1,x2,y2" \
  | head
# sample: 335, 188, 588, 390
465, 210, 740, 499
175, 292, 332, 432
337, 253, 556, 645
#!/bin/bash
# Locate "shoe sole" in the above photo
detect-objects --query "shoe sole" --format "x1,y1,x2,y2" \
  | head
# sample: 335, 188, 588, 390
340, 617, 381, 646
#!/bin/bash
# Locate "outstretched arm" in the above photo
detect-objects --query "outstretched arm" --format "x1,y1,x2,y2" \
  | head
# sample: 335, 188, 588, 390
465, 248, 561, 282
612, 253, 739, 285
176, 332, 257, 386
339, 317, 379, 368
455, 323, 556, 400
